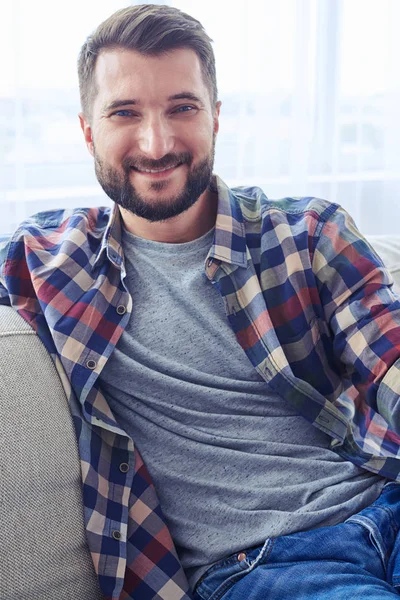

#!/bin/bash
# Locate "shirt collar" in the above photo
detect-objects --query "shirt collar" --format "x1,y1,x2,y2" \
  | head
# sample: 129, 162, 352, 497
93, 203, 124, 271
208, 174, 249, 268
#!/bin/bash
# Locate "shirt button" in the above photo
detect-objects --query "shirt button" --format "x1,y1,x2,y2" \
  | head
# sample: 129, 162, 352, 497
86, 359, 97, 370
119, 462, 129, 473
112, 530, 122, 541
237, 552, 247, 562
116, 305, 126, 315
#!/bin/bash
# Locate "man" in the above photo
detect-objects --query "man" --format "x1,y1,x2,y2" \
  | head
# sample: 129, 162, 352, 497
2, 4, 400, 600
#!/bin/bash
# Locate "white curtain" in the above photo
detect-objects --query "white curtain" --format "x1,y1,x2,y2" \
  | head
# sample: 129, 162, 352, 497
1, 0, 400, 235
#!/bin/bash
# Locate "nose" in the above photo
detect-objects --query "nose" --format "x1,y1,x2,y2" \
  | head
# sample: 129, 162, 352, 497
137, 115, 175, 159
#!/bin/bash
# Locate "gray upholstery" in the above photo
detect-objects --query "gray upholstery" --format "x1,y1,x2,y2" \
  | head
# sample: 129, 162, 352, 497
0, 235, 399, 599
0, 306, 102, 600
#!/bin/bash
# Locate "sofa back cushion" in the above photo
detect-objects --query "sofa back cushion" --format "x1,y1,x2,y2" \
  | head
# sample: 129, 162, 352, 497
0, 306, 103, 600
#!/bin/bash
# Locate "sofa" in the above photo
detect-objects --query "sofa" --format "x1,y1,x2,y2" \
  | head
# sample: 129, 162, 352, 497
1, 235, 400, 600
0, 310, 103, 598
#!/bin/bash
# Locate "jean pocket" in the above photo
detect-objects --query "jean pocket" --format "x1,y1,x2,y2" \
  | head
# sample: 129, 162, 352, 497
345, 513, 391, 573
346, 501, 400, 586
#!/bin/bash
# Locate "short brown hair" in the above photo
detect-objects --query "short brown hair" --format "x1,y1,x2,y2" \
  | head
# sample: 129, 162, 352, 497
78, 4, 218, 120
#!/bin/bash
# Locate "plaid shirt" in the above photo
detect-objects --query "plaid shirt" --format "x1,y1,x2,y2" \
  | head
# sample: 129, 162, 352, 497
2, 174, 400, 599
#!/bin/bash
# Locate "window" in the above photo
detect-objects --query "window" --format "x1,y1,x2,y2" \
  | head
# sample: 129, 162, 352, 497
2, 0, 399, 234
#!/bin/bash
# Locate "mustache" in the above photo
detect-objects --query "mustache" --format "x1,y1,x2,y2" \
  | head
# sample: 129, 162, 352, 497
122, 152, 192, 172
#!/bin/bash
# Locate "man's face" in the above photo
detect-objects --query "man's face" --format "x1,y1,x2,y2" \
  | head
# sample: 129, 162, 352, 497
80, 47, 220, 222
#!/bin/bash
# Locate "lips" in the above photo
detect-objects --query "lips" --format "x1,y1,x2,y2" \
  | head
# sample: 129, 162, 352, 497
130, 163, 183, 179
139, 165, 178, 173
131, 162, 181, 173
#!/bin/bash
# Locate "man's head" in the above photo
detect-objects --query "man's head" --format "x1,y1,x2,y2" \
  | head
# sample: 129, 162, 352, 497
78, 5, 221, 229
78, 4, 218, 123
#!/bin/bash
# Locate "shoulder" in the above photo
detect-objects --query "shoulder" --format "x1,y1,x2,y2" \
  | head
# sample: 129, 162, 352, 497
16, 206, 111, 237
0, 206, 112, 281
231, 184, 340, 229
4, 206, 111, 251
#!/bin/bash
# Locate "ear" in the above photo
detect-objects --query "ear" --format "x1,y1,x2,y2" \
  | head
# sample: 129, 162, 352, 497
79, 112, 94, 157
213, 101, 222, 135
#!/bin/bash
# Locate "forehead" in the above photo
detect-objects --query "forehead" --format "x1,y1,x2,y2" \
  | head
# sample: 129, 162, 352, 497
93, 47, 208, 109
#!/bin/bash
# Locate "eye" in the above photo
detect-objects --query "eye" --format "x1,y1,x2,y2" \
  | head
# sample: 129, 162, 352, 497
111, 109, 136, 118
173, 105, 196, 114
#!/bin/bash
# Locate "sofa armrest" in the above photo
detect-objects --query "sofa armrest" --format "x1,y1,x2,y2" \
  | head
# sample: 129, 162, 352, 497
0, 306, 103, 600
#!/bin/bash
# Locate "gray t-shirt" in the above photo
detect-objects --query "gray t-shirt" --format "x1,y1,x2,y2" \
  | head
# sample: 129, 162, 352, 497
99, 225, 385, 591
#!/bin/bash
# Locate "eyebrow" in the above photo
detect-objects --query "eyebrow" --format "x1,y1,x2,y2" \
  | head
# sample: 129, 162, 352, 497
168, 92, 203, 104
103, 91, 204, 112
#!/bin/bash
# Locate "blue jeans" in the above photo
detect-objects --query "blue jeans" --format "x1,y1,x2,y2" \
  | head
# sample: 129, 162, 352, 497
193, 482, 400, 600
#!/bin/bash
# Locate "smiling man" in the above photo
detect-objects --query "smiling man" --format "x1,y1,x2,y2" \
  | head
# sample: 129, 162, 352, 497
80, 46, 220, 241
3, 4, 400, 600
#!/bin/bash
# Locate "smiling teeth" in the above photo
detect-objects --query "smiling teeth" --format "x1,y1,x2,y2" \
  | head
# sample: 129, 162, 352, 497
139, 165, 176, 173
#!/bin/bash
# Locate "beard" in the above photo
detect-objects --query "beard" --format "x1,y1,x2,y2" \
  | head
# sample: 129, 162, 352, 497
93, 136, 216, 223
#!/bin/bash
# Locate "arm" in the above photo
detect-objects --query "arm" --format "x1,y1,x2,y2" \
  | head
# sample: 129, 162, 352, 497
313, 205, 400, 432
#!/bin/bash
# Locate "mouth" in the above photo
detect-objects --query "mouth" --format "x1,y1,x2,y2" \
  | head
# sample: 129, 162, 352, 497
130, 163, 183, 178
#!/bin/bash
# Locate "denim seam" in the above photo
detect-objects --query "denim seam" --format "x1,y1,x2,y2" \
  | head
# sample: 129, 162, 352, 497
194, 560, 239, 598
346, 512, 394, 572
346, 505, 397, 532
194, 553, 246, 595
382, 482, 400, 494
206, 539, 275, 600
201, 556, 240, 578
